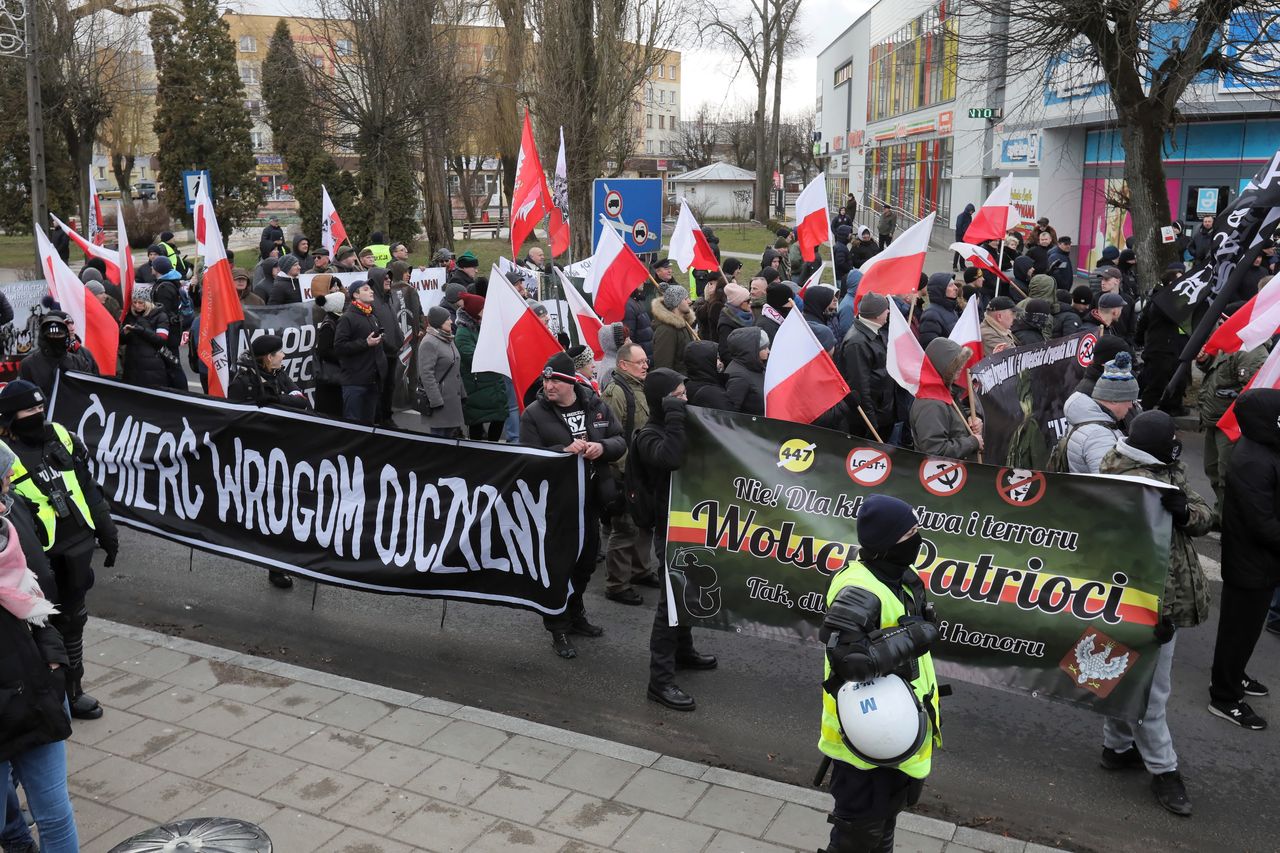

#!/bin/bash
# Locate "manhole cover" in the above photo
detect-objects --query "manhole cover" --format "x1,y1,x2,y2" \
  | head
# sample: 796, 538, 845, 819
109, 817, 271, 852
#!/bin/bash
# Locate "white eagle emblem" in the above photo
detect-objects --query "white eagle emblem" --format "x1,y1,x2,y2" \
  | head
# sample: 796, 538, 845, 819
515, 196, 539, 222
1072, 633, 1130, 685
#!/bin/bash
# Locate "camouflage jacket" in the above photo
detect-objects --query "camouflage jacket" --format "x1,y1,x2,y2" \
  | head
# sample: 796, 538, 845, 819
1198, 344, 1270, 426
1100, 441, 1212, 627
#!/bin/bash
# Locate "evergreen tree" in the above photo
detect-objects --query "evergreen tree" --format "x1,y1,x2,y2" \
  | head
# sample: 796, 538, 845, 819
262, 20, 339, 246
150, 0, 262, 228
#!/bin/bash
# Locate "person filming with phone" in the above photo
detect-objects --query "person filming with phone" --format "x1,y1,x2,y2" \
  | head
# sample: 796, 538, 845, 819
333, 281, 392, 423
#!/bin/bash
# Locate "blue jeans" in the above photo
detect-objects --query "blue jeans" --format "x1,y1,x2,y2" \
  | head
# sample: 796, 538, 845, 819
0, 737, 78, 853
342, 384, 380, 424
1268, 588, 1280, 627
2, 773, 34, 848
503, 378, 519, 443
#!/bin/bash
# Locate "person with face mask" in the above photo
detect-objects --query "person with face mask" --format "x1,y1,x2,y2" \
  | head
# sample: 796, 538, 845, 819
817, 494, 940, 853
0, 381, 118, 721
18, 314, 100, 398
1099, 411, 1211, 816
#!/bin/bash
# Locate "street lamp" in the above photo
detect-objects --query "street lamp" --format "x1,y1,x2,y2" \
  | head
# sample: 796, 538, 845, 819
0, 0, 48, 266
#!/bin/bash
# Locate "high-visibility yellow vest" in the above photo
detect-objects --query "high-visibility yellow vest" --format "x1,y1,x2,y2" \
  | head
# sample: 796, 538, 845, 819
9, 424, 94, 551
818, 560, 940, 779
363, 244, 391, 268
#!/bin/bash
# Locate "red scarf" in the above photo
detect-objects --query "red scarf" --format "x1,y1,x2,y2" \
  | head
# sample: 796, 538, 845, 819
354, 301, 373, 316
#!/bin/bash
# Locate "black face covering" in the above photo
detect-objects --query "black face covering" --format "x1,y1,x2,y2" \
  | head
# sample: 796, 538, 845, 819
10, 411, 45, 443
882, 531, 924, 568
43, 335, 69, 354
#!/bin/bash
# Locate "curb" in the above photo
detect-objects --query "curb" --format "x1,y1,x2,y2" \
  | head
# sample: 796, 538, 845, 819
89, 616, 1071, 853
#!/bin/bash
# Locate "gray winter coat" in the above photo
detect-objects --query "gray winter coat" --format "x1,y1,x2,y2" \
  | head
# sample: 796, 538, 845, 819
909, 337, 979, 461
417, 328, 466, 430
1064, 391, 1124, 474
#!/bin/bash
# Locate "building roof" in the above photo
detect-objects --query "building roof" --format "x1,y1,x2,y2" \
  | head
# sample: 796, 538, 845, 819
668, 162, 755, 183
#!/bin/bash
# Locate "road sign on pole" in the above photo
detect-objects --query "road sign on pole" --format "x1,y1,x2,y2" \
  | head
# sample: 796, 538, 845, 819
592, 178, 662, 255
182, 170, 210, 214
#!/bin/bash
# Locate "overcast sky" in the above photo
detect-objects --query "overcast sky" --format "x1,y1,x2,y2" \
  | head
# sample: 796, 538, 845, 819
675, 0, 873, 116
233, 0, 871, 118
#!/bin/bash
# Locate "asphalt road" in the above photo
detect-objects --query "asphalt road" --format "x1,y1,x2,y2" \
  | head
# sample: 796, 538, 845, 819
85, 427, 1279, 853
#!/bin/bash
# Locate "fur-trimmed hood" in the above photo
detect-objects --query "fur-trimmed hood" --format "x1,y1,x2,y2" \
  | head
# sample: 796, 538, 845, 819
650, 296, 696, 330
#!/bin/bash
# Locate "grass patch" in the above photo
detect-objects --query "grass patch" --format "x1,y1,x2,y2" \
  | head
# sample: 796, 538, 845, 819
0, 235, 40, 274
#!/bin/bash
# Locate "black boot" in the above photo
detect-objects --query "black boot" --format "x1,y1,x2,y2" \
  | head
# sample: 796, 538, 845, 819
68, 676, 103, 720
269, 570, 294, 589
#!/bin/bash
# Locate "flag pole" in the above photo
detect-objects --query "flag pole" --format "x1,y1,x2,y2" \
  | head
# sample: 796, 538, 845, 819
958, 373, 983, 464
856, 405, 884, 443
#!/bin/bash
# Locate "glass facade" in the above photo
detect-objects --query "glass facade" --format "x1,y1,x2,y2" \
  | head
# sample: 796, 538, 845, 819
865, 138, 952, 222
867, 1, 957, 123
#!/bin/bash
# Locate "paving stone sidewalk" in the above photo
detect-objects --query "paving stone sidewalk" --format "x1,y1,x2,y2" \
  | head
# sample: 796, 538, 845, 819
60, 617, 1067, 853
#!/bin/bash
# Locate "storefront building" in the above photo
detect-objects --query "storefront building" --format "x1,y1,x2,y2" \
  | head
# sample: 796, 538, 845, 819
815, 2, 1278, 271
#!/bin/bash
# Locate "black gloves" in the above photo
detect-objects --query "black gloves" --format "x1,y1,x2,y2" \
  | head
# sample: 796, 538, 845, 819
1153, 615, 1177, 644
1160, 489, 1190, 527
662, 396, 687, 416
100, 536, 119, 568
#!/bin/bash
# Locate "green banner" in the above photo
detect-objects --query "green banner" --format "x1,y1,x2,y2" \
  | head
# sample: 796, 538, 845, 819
665, 407, 1172, 719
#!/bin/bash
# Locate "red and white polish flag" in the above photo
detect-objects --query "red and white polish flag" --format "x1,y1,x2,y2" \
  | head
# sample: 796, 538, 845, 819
763, 307, 850, 424
88, 171, 105, 246
320, 184, 349, 258
35, 227, 118, 376
962, 174, 1016, 245
794, 172, 830, 263
52, 214, 121, 284
556, 266, 604, 360
1203, 275, 1280, 357
583, 222, 650, 324
115, 200, 135, 318
669, 200, 719, 274
1219, 343, 1280, 440
194, 180, 244, 397
948, 295, 983, 370
858, 212, 937, 300
473, 264, 564, 409
949, 241, 1013, 283
886, 298, 952, 402
547, 127, 570, 258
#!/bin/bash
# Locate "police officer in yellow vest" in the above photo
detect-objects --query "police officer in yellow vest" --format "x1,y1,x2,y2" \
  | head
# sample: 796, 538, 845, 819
0, 380, 118, 720
818, 494, 941, 852
362, 231, 392, 269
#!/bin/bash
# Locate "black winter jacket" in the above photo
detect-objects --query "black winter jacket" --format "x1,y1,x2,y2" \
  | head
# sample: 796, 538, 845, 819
724, 326, 766, 415
917, 274, 960, 349
0, 556, 71, 762
630, 396, 689, 530
519, 384, 625, 510
850, 239, 879, 269
1221, 388, 1280, 588
838, 319, 893, 437
227, 355, 311, 410
268, 273, 303, 305
333, 304, 391, 386
624, 292, 654, 356
121, 306, 172, 388
20, 342, 99, 398
684, 340, 731, 410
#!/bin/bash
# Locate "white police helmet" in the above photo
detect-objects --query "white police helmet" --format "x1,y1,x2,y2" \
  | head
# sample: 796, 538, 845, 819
834, 675, 929, 767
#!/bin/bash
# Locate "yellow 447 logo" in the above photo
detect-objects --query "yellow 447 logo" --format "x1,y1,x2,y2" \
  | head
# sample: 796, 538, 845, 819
776, 439, 817, 473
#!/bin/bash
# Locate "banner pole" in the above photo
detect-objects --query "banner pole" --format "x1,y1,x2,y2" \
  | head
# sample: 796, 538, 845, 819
952, 393, 982, 464
856, 405, 884, 443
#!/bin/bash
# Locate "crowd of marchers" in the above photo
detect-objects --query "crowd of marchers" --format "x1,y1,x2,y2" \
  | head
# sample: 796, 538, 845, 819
6, 202, 1279, 849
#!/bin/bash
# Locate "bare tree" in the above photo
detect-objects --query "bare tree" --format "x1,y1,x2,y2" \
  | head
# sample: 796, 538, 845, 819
701, 0, 802, 221
299, 0, 442, 237
489, 0, 528, 206
42, 2, 145, 231
779, 106, 816, 182
957, 0, 1280, 294
530, 0, 687, 256
719, 103, 757, 171
672, 102, 719, 168
100, 52, 154, 199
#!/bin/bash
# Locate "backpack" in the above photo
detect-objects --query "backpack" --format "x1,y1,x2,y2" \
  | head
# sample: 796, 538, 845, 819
624, 424, 657, 529
177, 287, 195, 330
1046, 420, 1112, 472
